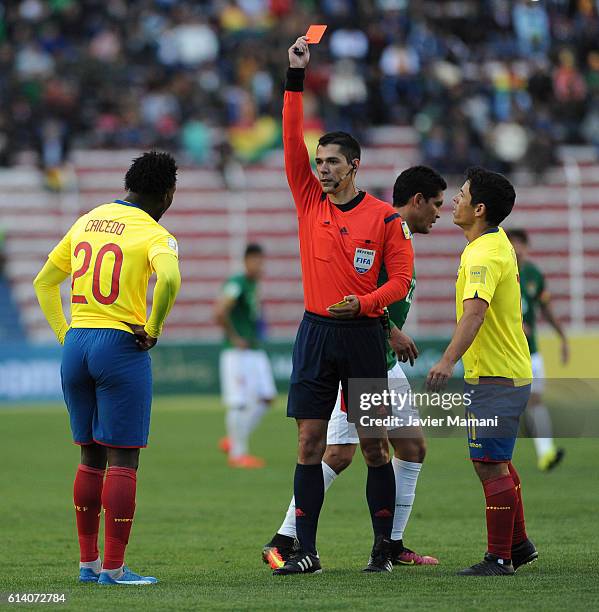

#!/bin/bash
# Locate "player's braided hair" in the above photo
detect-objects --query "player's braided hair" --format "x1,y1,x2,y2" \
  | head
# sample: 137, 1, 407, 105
125, 151, 178, 197
393, 165, 447, 206
465, 166, 516, 226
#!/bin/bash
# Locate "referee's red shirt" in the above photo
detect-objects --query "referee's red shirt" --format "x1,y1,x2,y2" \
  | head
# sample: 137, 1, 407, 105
283, 84, 414, 317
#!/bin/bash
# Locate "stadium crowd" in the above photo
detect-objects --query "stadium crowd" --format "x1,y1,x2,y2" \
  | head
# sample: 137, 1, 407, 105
1, 0, 598, 173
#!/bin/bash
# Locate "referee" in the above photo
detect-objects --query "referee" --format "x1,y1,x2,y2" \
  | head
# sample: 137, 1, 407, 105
273, 36, 414, 575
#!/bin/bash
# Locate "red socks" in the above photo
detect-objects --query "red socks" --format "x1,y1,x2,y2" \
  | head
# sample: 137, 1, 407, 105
102, 467, 137, 570
74, 464, 139, 569
508, 462, 527, 545
482, 474, 518, 560
73, 464, 105, 563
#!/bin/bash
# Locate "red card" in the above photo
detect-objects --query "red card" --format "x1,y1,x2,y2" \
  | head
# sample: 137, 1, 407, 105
306, 25, 327, 44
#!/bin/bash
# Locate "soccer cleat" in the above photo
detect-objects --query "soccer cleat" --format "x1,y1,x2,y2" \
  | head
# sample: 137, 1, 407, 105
390, 540, 439, 566
228, 455, 265, 469
457, 553, 514, 576
512, 538, 538, 571
79, 567, 100, 583
272, 550, 322, 575
218, 437, 231, 454
263, 546, 285, 570
363, 535, 393, 573
98, 566, 158, 585
538, 447, 565, 472
262, 534, 300, 569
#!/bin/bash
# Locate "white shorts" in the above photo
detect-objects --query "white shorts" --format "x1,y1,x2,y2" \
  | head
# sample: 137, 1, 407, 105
531, 352, 545, 395
326, 362, 419, 445
219, 348, 276, 407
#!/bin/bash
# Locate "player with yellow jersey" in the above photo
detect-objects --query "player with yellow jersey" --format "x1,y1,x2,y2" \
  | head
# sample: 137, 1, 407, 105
427, 167, 537, 577
33, 152, 181, 586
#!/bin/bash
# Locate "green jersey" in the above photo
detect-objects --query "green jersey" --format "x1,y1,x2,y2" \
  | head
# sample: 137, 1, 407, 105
378, 264, 416, 371
519, 260, 545, 355
221, 273, 260, 348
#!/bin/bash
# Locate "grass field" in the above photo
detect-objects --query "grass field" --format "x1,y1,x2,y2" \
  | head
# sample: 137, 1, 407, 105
1, 396, 598, 611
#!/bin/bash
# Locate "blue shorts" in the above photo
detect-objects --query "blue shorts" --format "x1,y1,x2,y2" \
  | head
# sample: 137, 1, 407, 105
61, 328, 152, 448
287, 312, 388, 420
465, 380, 531, 462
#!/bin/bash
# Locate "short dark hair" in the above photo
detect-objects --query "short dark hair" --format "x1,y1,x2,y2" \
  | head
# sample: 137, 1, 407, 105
465, 166, 515, 226
505, 228, 529, 244
244, 243, 263, 258
317, 131, 361, 165
124, 151, 177, 197
393, 165, 447, 207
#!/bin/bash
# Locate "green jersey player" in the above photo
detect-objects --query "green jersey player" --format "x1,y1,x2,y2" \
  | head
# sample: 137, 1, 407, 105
507, 229, 568, 471
214, 244, 276, 469
262, 166, 447, 569
221, 272, 261, 350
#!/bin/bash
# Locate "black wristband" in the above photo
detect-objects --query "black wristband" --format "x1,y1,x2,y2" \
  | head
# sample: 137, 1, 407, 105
285, 67, 305, 92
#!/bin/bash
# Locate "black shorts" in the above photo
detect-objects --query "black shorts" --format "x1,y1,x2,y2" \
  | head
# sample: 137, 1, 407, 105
287, 311, 388, 420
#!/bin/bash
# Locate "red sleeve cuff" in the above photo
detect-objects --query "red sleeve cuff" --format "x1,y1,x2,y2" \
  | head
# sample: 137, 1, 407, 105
357, 293, 374, 315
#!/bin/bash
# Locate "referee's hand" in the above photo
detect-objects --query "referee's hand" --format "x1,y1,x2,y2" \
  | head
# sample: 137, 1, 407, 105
126, 323, 158, 351
327, 295, 360, 319
289, 36, 310, 68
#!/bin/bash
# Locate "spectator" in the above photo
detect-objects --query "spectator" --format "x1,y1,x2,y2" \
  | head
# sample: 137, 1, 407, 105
329, 27, 369, 60
159, 15, 219, 67
181, 116, 213, 165
421, 125, 449, 170
326, 59, 368, 131
0, 0, 597, 175
0, 113, 15, 167
524, 127, 559, 181
379, 42, 421, 118
512, 0, 550, 57
553, 47, 588, 141
585, 50, 599, 97
553, 48, 588, 104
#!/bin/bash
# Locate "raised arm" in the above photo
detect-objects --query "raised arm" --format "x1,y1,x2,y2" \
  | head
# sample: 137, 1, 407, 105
283, 36, 321, 214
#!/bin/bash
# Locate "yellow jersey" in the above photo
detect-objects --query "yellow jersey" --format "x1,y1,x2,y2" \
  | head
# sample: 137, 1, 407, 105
48, 200, 178, 334
456, 226, 532, 382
